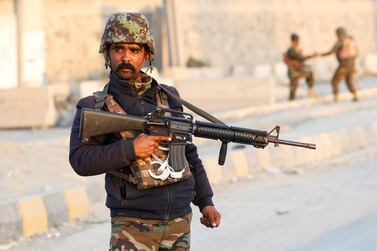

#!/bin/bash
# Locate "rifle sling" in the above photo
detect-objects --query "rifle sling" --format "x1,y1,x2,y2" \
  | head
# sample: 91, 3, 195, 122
157, 84, 225, 125
157, 84, 230, 165
94, 83, 109, 110
95, 83, 223, 126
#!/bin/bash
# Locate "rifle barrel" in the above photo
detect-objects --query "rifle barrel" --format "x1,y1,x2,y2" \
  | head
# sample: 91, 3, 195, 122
268, 137, 316, 149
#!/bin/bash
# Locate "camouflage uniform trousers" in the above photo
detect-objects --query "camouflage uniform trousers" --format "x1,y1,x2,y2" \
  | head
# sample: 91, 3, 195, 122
288, 68, 314, 100
109, 213, 192, 251
331, 66, 357, 98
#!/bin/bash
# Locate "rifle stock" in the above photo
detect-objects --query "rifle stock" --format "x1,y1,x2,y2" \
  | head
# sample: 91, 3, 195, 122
79, 108, 147, 138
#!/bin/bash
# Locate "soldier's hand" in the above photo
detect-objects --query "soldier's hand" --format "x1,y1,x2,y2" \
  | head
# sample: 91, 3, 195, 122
133, 134, 171, 158
200, 206, 221, 228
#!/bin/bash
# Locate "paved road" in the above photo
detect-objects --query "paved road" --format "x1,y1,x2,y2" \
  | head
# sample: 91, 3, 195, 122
4, 142, 377, 251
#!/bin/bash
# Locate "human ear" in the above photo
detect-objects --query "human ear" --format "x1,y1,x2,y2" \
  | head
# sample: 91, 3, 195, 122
144, 52, 150, 61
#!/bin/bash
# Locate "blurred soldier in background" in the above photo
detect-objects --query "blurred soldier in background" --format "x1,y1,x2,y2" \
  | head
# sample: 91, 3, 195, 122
320, 27, 359, 102
69, 12, 221, 251
284, 33, 318, 101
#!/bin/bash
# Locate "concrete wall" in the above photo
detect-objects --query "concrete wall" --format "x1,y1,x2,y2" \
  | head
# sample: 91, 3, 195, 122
1, 0, 377, 87
0, 0, 163, 88
0, 0, 46, 89
43, 0, 163, 83
33, 0, 377, 84
19, 0, 46, 87
172, 0, 377, 70
173, 76, 275, 113
0, 1, 17, 88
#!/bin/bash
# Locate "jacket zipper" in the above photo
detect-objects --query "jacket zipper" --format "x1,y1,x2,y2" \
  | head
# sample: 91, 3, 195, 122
139, 97, 145, 114
130, 86, 147, 115
165, 186, 171, 220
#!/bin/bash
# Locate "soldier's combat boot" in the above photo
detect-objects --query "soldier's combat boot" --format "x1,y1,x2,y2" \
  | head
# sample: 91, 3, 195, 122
334, 95, 339, 102
289, 91, 295, 101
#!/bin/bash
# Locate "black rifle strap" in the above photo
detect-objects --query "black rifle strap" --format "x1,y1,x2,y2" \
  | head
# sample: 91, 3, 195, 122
158, 84, 225, 125
158, 84, 230, 165
94, 83, 109, 110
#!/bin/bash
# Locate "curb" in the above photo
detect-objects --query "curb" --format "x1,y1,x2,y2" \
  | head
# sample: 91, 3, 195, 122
204, 121, 377, 185
213, 87, 377, 122
0, 183, 104, 244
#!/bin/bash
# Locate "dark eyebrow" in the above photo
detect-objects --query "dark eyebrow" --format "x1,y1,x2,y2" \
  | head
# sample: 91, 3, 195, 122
111, 44, 125, 50
129, 45, 142, 50
110, 44, 143, 50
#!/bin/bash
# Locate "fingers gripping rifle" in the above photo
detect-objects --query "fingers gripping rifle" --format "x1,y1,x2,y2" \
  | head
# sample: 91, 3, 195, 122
80, 107, 316, 170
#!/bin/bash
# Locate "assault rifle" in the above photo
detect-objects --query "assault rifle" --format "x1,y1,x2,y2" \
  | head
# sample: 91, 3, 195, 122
80, 107, 316, 170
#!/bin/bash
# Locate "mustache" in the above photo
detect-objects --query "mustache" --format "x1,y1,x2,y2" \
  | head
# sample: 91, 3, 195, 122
116, 63, 136, 72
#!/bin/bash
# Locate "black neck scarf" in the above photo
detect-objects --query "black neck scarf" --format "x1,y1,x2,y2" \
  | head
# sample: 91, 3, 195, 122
108, 71, 158, 116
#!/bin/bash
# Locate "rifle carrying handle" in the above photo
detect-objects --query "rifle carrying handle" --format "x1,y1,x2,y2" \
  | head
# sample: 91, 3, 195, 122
218, 141, 228, 165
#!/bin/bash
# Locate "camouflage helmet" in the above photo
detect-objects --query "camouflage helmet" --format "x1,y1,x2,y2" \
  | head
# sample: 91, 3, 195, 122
99, 12, 156, 55
336, 27, 347, 36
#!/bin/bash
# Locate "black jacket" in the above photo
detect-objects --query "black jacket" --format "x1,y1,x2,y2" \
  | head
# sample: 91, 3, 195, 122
69, 74, 214, 220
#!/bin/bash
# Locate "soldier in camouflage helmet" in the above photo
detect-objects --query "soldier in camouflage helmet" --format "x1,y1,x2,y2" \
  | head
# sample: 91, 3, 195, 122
99, 13, 156, 70
283, 33, 319, 101
320, 27, 359, 102
69, 12, 221, 251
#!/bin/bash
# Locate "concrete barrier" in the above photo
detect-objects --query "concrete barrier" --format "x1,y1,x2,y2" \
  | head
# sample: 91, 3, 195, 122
164, 67, 227, 80
229, 150, 251, 179
309, 59, 336, 82
173, 76, 275, 112
253, 64, 273, 78
0, 86, 57, 128
274, 62, 289, 85
201, 120, 377, 186
363, 53, 377, 75
0, 184, 104, 244
203, 156, 225, 185
0, 202, 22, 244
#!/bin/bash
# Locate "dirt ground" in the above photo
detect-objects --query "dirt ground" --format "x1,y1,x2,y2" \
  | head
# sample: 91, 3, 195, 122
0, 128, 102, 202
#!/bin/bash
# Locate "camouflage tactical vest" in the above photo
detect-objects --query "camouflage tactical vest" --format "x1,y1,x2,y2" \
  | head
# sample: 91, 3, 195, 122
94, 85, 192, 190
338, 36, 357, 59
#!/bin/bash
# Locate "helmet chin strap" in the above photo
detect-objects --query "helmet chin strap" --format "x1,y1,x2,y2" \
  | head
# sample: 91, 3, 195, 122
104, 52, 110, 69
145, 58, 154, 73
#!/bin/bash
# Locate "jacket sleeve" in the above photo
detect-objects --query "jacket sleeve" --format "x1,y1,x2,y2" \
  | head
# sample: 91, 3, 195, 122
186, 139, 214, 211
69, 96, 136, 176
164, 84, 215, 211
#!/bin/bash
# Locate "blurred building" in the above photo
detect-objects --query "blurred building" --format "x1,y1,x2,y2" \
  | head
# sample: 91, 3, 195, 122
0, 0, 163, 89
1, 0, 377, 89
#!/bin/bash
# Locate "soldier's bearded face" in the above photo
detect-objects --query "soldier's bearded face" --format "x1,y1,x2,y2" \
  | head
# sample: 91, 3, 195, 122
109, 43, 149, 81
